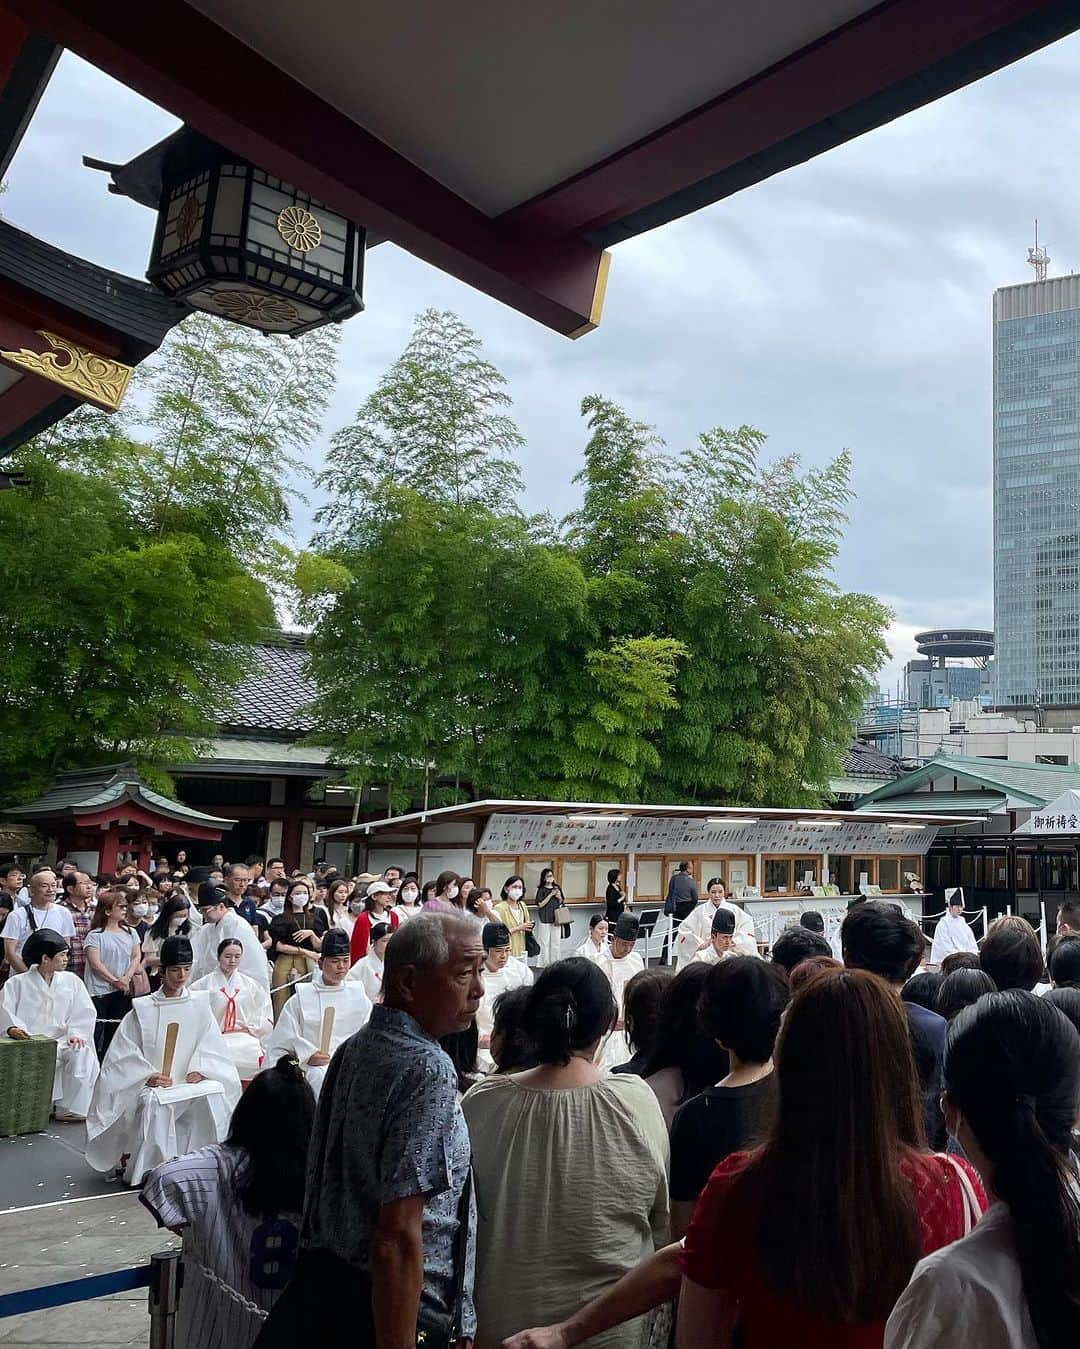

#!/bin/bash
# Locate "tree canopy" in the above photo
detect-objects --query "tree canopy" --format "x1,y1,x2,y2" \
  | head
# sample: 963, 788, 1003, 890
301, 312, 889, 808
0, 314, 338, 803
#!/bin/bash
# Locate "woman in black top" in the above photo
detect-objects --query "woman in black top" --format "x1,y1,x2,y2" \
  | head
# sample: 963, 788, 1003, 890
669, 956, 789, 1239
535, 867, 569, 968
605, 868, 628, 924
268, 879, 326, 1018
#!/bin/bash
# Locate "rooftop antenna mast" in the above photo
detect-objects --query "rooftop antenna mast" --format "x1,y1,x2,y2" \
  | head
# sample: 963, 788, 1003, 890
1028, 218, 1050, 282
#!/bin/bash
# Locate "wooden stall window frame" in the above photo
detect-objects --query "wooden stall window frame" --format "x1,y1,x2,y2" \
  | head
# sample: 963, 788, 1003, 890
875, 856, 902, 894
634, 853, 666, 903
762, 855, 794, 896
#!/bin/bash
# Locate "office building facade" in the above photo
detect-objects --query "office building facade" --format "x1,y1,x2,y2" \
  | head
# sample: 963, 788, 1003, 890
993, 274, 1080, 706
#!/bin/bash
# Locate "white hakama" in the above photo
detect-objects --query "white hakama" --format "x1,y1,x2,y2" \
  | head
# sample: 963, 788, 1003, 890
476, 958, 533, 1070
674, 900, 758, 966
930, 911, 979, 965
0, 967, 99, 1118
86, 988, 241, 1186
573, 938, 611, 968
262, 976, 371, 1098
192, 910, 270, 989
597, 950, 645, 1070
189, 969, 273, 1080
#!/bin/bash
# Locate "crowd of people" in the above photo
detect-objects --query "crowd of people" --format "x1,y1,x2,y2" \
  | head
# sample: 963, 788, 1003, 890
3, 852, 1080, 1348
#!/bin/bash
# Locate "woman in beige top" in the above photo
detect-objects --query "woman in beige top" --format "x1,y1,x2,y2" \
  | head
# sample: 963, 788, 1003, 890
462, 957, 669, 1349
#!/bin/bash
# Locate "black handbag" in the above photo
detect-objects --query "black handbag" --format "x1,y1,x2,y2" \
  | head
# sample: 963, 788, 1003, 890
524, 929, 541, 958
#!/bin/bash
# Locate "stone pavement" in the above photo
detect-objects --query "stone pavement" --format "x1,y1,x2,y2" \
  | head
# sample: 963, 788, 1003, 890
0, 1123, 178, 1348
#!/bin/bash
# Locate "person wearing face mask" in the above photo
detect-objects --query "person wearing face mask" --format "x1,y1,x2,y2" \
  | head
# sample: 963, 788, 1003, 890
349, 881, 399, 964
268, 881, 325, 1020
128, 891, 157, 943
143, 898, 193, 989
476, 923, 533, 1070
392, 878, 421, 924
258, 879, 290, 926
421, 869, 465, 916
496, 875, 535, 961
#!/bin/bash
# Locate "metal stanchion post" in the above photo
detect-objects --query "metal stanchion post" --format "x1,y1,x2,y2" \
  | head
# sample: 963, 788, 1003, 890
148, 1250, 182, 1349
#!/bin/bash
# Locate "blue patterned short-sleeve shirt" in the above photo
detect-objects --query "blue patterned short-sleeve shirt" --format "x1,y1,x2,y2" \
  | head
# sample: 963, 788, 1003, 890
302, 1004, 475, 1335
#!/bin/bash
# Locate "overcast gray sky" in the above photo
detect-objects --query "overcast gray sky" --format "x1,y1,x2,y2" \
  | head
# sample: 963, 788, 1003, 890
10, 40, 1080, 690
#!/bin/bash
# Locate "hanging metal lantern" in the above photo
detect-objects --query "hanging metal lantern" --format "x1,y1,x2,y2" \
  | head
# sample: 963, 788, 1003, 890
89, 130, 364, 337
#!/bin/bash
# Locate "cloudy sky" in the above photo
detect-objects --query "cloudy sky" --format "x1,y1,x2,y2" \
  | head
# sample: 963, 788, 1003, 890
9, 38, 1080, 689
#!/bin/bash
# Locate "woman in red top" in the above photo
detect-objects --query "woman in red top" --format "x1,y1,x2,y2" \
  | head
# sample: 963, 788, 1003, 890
348, 881, 398, 964
677, 965, 985, 1349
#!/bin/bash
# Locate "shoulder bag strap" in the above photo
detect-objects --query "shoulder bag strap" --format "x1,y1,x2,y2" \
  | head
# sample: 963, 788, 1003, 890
26, 905, 37, 932
941, 1152, 981, 1235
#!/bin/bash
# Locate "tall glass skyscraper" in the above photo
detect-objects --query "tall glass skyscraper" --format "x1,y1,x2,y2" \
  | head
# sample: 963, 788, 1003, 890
993, 274, 1080, 706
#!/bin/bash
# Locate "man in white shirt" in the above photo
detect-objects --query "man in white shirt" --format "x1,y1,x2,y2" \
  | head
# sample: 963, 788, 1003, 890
930, 893, 978, 966
598, 913, 645, 1070
192, 885, 270, 988
264, 930, 372, 1099
674, 877, 757, 966
690, 908, 737, 965
476, 923, 532, 1069
1, 868, 75, 973
1, 928, 99, 1119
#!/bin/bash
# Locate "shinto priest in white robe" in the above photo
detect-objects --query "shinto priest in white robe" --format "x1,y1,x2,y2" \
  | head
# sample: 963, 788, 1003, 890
263, 967, 371, 1099
930, 894, 978, 965
189, 966, 273, 1080
598, 915, 646, 1071
476, 924, 533, 1070
675, 897, 758, 966
0, 929, 99, 1118
86, 939, 240, 1185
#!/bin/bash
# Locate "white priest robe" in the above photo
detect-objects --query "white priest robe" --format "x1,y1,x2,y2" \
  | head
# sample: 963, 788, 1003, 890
674, 900, 758, 966
689, 944, 733, 967
347, 951, 385, 1005
573, 937, 611, 968
189, 968, 273, 1080
930, 912, 979, 965
86, 988, 240, 1186
476, 958, 533, 1070
263, 976, 371, 1098
192, 910, 270, 989
598, 950, 645, 1070
0, 968, 99, 1118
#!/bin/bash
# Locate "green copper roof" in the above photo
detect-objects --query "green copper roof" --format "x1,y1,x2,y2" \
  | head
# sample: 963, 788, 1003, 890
855, 753, 1080, 813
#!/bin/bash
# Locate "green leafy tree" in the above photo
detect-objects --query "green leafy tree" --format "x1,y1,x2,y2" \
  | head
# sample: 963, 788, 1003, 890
0, 313, 336, 802
315, 309, 524, 540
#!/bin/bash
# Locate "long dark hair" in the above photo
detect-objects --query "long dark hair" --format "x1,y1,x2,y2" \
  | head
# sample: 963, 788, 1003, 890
753, 966, 924, 1322
148, 895, 190, 942
490, 986, 537, 1073
226, 1055, 316, 1217
524, 958, 616, 1065
622, 967, 673, 1057
945, 992, 1080, 1348
639, 963, 728, 1102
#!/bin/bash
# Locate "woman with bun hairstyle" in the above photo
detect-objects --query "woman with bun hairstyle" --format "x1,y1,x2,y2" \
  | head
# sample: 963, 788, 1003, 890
463, 957, 669, 1349
886, 992, 1080, 1349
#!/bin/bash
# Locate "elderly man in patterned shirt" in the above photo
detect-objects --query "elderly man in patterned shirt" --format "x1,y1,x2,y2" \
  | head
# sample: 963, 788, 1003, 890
256, 911, 484, 1349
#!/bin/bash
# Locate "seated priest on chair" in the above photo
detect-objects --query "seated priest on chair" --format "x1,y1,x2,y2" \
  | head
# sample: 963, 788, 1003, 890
689, 908, 738, 965
263, 929, 372, 1099
191, 884, 271, 990
86, 936, 241, 1187
347, 921, 393, 1005
1, 928, 99, 1121
190, 937, 273, 1084
598, 912, 646, 1071
476, 922, 533, 1070
674, 877, 758, 966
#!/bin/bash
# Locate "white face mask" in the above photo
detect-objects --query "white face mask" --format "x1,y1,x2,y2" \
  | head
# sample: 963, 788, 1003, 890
266, 897, 286, 915
290, 897, 308, 911
508, 886, 523, 901
132, 903, 149, 918
400, 887, 418, 904
446, 884, 459, 900
169, 914, 187, 931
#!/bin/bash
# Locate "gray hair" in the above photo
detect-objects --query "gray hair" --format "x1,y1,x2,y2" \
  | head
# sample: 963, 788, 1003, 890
384, 912, 480, 991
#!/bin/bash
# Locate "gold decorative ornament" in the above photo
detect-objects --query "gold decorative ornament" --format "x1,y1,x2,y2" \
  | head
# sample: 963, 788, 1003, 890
208, 290, 300, 326
0, 330, 133, 411
276, 204, 322, 252
175, 194, 200, 247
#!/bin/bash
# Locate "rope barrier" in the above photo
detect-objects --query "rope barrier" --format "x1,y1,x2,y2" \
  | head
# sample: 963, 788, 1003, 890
0, 1265, 150, 1317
